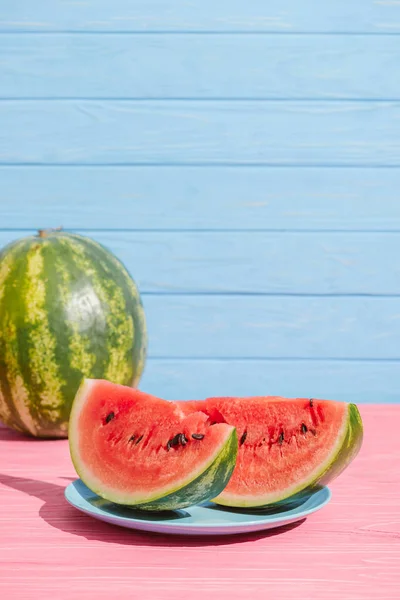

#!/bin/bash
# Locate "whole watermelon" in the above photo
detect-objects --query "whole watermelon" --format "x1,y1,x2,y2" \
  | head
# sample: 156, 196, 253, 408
0, 230, 147, 438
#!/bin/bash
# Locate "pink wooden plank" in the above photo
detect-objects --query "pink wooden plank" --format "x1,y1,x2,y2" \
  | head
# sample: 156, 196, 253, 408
0, 405, 399, 600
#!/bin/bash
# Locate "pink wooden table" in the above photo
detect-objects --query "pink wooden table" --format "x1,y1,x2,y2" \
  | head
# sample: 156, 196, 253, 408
0, 405, 399, 600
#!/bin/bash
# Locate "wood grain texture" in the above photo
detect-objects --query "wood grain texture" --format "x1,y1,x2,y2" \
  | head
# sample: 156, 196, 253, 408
1, 230, 399, 295
2, 34, 400, 99
141, 359, 400, 403
0, 405, 398, 600
0, 100, 400, 166
144, 295, 400, 359
2, 166, 400, 231
2, 3, 400, 410
1, 1, 399, 33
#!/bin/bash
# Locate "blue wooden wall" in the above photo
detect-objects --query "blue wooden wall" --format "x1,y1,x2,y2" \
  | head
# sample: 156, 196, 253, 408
1, 1, 400, 403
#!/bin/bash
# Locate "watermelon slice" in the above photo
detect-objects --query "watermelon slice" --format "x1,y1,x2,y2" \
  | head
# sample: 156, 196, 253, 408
68, 380, 237, 511
179, 396, 363, 508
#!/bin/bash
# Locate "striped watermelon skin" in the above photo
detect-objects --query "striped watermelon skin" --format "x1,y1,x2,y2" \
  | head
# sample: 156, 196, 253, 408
0, 231, 147, 438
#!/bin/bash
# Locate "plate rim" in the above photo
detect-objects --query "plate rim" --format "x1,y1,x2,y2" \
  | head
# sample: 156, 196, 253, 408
65, 479, 331, 534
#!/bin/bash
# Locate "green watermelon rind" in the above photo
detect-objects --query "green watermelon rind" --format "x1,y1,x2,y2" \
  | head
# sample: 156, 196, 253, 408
212, 403, 363, 508
69, 380, 238, 512
0, 231, 147, 439
313, 403, 363, 487
134, 427, 238, 511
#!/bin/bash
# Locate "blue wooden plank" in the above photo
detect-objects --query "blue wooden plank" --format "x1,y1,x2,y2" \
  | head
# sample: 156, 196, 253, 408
0, 230, 400, 295
1, 166, 400, 231
1, 34, 400, 99
141, 358, 400, 403
0, 100, 399, 165
1, 1, 399, 33
144, 295, 400, 359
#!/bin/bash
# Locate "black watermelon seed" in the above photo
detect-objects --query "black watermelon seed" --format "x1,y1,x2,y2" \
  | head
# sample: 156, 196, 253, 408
179, 434, 188, 446
310, 428, 317, 436
135, 435, 144, 445
166, 440, 172, 451
240, 431, 247, 446
192, 433, 205, 440
168, 434, 182, 449
309, 398, 314, 408
278, 431, 284, 445
301, 423, 308, 434
128, 435, 136, 443
105, 412, 115, 424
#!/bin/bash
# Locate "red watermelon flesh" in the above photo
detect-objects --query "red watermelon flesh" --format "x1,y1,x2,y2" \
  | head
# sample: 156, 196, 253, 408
68, 380, 238, 510
179, 396, 363, 507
